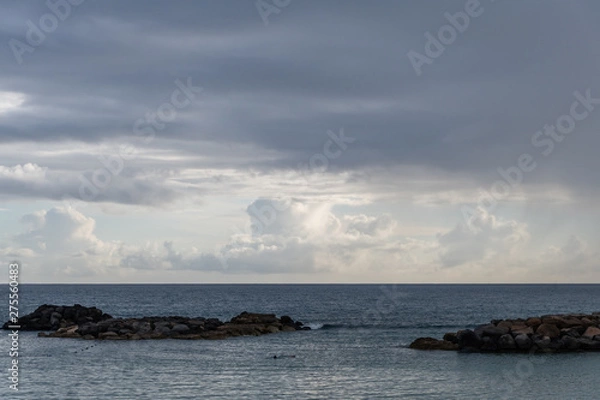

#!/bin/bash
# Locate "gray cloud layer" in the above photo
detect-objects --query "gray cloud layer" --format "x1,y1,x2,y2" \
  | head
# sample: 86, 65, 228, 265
2, 1, 599, 195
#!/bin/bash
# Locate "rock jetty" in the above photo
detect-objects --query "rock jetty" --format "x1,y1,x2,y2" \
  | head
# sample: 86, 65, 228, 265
2, 304, 310, 340
410, 313, 600, 353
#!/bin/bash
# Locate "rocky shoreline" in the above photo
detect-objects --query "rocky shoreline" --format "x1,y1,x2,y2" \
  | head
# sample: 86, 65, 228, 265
410, 313, 600, 353
2, 304, 310, 340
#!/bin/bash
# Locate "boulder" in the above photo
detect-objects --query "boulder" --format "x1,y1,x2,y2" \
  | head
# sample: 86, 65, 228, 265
456, 329, 481, 351
132, 321, 152, 334
514, 334, 532, 350
98, 331, 118, 339
561, 328, 581, 338
561, 317, 584, 328
171, 324, 190, 334
78, 322, 100, 336
582, 326, 600, 339
50, 312, 62, 327
262, 325, 280, 334
230, 312, 277, 325
443, 332, 458, 344
511, 326, 533, 336
497, 320, 513, 331
536, 323, 560, 339
562, 335, 579, 350
525, 317, 542, 328
480, 336, 498, 352
533, 335, 551, 350
541, 316, 567, 328
498, 334, 516, 350
475, 324, 509, 338
153, 326, 172, 336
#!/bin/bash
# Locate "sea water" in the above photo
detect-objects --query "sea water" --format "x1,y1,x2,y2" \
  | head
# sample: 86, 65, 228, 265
0, 284, 598, 399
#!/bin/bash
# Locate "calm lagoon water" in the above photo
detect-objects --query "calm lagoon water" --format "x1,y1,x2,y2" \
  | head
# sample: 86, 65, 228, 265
0, 284, 598, 399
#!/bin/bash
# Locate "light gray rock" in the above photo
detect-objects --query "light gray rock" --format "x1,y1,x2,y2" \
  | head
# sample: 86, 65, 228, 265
514, 334, 532, 350
172, 324, 190, 334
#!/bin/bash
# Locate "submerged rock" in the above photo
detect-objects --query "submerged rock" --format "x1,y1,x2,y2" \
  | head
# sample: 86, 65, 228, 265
3, 305, 310, 341
409, 337, 458, 351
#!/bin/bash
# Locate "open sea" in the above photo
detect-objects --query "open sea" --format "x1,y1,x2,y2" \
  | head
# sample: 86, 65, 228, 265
0, 284, 599, 399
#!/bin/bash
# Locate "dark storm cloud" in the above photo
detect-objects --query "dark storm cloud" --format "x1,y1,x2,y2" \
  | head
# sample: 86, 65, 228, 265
1, 0, 600, 197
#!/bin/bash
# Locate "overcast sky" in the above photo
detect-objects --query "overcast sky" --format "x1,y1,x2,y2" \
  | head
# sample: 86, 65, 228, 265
1, 0, 599, 283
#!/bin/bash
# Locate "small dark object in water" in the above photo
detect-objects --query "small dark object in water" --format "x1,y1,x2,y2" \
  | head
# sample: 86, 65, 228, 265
272, 354, 295, 359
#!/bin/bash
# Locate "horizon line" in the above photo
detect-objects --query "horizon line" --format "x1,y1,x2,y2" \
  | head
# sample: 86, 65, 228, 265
2, 282, 600, 285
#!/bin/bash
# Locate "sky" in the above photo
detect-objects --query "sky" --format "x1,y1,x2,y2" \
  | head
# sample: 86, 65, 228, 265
0, 0, 599, 283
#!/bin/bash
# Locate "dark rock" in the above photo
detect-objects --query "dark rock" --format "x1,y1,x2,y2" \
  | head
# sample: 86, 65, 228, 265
480, 336, 497, 352
577, 338, 600, 350
561, 328, 581, 338
475, 324, 509, 338
409, 337, 458, 351
77, 322, 100, 336
534, 336, 551, 350
457, 329, 481, 351
230, 312, 277, 325
547, 339, 564, 351
562, 335, 579, 350
443, 332, 458, 344
498, 334, 516, 350
2, 304, 112, 331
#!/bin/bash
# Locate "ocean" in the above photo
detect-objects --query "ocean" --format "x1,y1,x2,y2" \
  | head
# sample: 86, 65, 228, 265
0, 284, 599, 399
